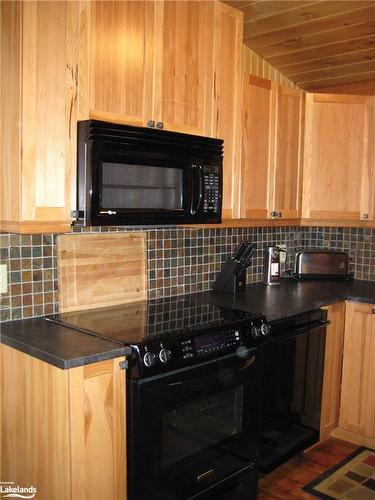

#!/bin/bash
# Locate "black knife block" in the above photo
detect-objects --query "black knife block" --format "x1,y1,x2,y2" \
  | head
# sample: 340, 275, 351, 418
213, 267, 247, 294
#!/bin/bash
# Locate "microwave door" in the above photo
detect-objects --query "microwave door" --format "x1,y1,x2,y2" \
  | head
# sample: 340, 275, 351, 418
91, 156, 194, 224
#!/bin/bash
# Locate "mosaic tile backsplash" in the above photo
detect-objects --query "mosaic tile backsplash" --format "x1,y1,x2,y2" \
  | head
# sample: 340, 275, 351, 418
1, 226, 374, 322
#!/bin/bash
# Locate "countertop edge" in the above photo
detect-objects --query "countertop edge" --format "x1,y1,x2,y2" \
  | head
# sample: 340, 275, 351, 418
0, 333, 131, 370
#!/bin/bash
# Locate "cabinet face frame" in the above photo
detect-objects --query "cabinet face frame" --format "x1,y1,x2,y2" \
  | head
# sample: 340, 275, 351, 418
302, 93, 375, 222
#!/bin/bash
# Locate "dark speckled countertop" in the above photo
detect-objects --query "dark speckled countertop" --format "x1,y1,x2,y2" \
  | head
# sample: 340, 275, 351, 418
195, 279, 375, 322
1, 279, 374, 369
0, 318, 131, 369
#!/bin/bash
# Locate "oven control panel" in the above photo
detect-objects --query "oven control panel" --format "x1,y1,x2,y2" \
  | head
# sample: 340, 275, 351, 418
181, 329, 241, 360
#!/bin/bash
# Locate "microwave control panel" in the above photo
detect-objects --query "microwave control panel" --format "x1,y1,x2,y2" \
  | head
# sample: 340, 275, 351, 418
203, 166, 220, 213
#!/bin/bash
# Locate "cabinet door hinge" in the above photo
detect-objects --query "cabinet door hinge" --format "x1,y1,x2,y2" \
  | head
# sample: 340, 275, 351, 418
119, 360, 129, 370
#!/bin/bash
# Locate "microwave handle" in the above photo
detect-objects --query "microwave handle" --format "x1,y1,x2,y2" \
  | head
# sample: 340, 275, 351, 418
191, 164, 204, 215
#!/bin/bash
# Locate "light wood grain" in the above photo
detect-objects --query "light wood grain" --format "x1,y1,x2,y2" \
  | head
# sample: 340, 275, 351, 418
339, 302, 375, 440
89, 1, 154, 127
270, 84, 304, 219
1, 345, 127, 500
320, 302, 346, 441
212, 1, 243, 219
1, 344, 71, 499
230, 0, 375, 90
69, 358, 126, 500
0, 0, 78, 233
153, 0, 214, 135
58, 232, 147, 312
241, 74, 272, 219
302, 93, 374, 221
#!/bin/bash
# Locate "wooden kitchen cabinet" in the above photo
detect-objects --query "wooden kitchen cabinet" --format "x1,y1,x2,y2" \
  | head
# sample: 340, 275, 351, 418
241, 77, 304, 220
0, 1, 78, 234
88, 0, 154, 128
333, 302, 375, 448
302, 93, 375, 222
211, 2, 243, 219
86, 0, 215, 136
1, 344, 126, 500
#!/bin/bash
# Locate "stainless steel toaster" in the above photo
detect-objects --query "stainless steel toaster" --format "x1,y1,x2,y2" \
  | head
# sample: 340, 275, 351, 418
293, 250, 351, 280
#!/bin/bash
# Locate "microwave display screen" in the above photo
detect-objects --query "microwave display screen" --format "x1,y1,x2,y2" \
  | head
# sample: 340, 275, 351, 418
101, 162, 183, 210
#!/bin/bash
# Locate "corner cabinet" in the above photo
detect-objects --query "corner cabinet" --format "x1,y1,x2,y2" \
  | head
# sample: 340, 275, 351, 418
334, 302, 375, 447
302, 94, 375, 222
0, 1, 78, 234
240, 76, 304, 221
1, 344, 126, 500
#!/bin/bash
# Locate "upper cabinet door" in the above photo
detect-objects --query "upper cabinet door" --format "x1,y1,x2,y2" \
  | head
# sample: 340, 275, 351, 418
270, 84, 304, 219
302, 93, 374, 221
241, 75, 272, 219
212, 2, 243, 219
88, 1, 154, 126
152, 0, 214, 136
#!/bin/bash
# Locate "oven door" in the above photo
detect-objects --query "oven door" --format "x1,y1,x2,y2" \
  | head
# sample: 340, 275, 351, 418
89, 141, 203, 225
127, 349, 261, 500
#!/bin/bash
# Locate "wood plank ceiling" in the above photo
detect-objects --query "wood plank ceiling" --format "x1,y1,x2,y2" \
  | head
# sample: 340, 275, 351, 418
226, 0, 375, 90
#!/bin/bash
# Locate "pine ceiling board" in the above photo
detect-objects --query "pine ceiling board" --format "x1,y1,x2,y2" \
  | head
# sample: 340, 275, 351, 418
304, 70, 375, 90
240, 1, 315, 22
313, 79, 375, 94
271, 34, 375, 68
244, 5, 375, 47
253, 21, 375, 59
286, 47, 375, 77
244, 1, 365, 38
293, 59, 375, 85
226, 1, 258, 9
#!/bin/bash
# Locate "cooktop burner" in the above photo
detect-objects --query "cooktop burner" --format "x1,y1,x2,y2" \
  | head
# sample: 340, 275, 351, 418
47, 294, 263, 346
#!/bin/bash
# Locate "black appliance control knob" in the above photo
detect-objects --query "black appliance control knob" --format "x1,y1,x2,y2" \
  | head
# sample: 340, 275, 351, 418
261, 323, 272, 336
143, 351, 157, 368
159, 348, 172, 364
250, 326, 261, 338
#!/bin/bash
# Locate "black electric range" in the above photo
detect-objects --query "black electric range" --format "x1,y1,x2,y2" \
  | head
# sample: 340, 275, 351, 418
47, 294, 271, 380
48, 295, 269, 499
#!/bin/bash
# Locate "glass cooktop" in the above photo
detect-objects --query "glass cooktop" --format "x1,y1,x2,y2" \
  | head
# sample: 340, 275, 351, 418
47, 295, 262, 346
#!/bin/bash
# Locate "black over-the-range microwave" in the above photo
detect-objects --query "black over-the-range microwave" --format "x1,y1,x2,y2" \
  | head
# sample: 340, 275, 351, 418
74, 120, 223, 226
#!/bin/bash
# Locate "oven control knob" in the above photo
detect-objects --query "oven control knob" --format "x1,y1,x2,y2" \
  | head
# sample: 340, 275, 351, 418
159, 348, 172, 364
261, 323, 272, 336
250, 326, 261, 338
143, 351, 157, 368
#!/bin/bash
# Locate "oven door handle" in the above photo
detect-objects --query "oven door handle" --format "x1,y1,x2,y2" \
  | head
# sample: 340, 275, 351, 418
270, 319, 330, 343
190, 164, 203, 215
142, 348, 258, 389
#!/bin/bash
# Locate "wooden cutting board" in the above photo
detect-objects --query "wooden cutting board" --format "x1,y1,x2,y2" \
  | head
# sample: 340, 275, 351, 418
57, 232, 147, 313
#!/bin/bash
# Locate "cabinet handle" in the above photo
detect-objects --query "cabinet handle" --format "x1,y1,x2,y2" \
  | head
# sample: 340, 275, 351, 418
156, 121, 164, 129
278, 211, 282, 218
147, 120, 155, 128
270, 211, 278, 218
372, 308, 375, 314
362, 213, 369, 219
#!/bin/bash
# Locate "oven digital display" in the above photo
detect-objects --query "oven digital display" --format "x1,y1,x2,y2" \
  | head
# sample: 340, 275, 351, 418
194, 332, 225, 351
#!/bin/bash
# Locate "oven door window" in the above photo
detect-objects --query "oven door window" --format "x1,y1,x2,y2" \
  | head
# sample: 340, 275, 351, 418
161, 386, 243, 469
101, 162, 184, 211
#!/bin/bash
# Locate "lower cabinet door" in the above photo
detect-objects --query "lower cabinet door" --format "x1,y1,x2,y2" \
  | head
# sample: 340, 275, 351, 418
339, 302, 375, 438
